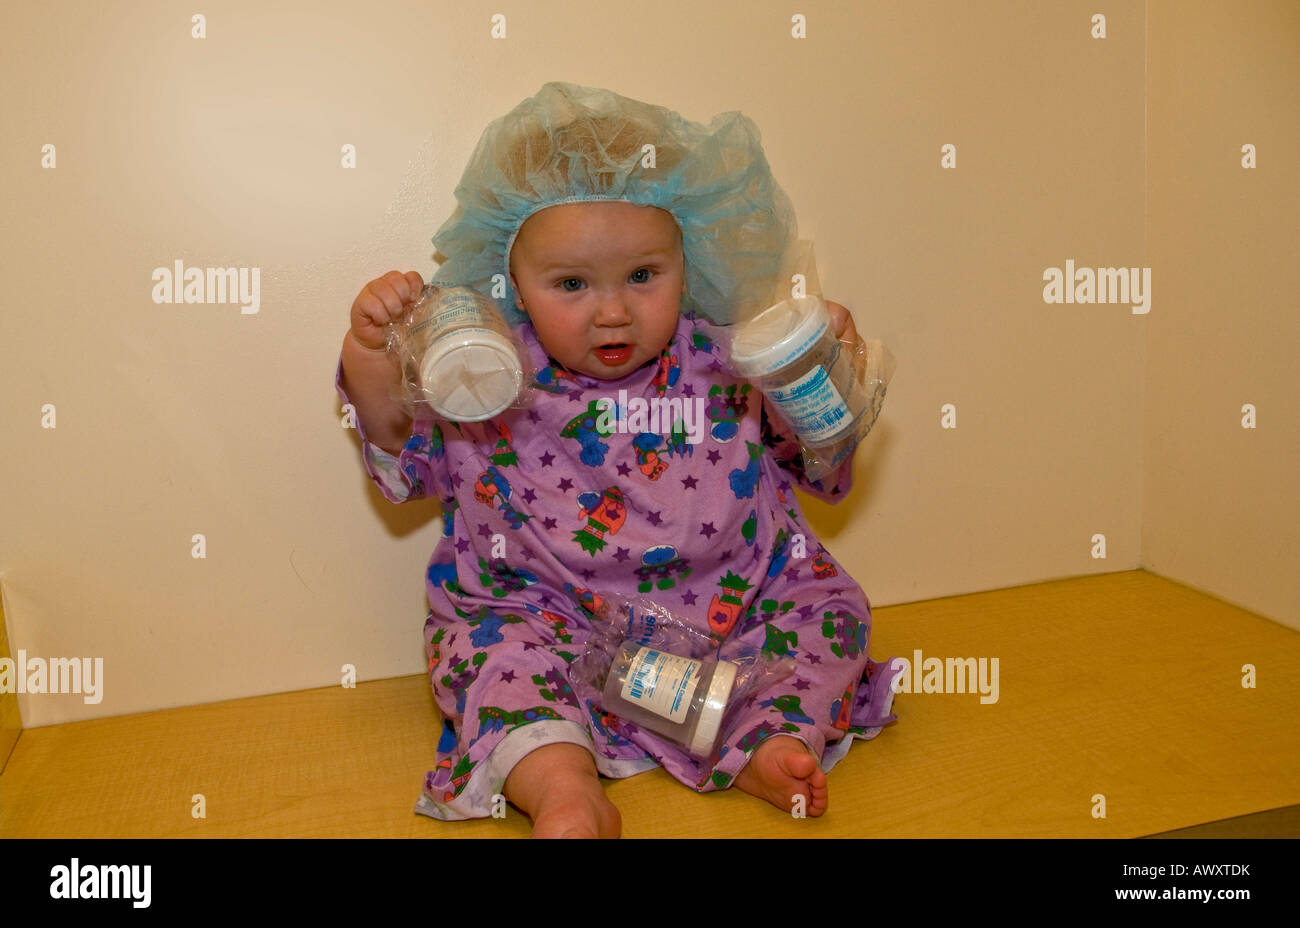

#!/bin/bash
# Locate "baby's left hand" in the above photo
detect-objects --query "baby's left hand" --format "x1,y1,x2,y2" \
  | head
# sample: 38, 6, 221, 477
826, 300, 859, 346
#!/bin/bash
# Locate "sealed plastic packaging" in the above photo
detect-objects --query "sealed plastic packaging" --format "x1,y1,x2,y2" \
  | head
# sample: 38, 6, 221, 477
385, 284, 534, 422
573, 593, 795, 759
728, 242, 897, 483
731, 295, 896, 482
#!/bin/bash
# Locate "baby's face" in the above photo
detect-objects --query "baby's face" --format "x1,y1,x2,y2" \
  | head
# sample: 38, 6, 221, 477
509, 201, 685, 380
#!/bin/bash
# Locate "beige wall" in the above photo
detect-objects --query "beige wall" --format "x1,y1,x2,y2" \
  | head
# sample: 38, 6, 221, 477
1, 0, 1294, 726
1144, 1, 1300, 625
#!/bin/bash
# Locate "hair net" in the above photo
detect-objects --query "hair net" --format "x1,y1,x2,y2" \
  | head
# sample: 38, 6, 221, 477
428, 81, 798, 327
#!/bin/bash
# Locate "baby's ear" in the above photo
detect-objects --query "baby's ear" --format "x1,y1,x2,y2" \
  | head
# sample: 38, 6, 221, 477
510, 274, 526, 312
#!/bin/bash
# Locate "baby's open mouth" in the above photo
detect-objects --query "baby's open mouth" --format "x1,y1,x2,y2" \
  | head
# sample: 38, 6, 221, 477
594, 343, 634, 365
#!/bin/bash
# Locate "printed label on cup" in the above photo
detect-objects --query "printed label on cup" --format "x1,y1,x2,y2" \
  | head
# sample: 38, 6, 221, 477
768, 364, 851, 442
620, 647, 701, 723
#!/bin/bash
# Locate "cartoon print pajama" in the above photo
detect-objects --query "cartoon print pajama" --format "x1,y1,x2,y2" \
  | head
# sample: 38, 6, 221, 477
336, 312, 899, 820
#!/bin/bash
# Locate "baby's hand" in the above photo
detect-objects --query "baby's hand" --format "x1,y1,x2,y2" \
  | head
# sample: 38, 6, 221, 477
350, 270, 425, 350
826, 300, 859, 347
827, 300, 870, 386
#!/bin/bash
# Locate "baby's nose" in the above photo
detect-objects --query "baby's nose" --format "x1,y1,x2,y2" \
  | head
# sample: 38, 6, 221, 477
594, 291, 633, 325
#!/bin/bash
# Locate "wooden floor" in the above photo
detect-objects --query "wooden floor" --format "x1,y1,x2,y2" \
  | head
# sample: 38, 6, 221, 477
2, 569, 1297, 838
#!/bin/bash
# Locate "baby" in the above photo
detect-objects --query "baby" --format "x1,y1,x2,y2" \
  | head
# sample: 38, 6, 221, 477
337, 83, 898, 837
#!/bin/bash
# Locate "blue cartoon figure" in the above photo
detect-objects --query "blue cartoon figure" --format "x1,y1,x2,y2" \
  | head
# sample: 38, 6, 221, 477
534, 363, 580, 395
562, 400, 614, 466
728, 441, 762, 499
766, 528, 791, 579
473, 465, 529, 529
632, 432, 670, 480
635, 544, 692, 592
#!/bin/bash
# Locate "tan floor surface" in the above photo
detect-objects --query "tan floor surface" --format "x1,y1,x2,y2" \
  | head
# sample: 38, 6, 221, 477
2, 569, 1297, 838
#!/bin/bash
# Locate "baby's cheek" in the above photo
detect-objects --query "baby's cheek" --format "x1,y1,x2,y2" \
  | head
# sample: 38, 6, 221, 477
652, 309, 681, 348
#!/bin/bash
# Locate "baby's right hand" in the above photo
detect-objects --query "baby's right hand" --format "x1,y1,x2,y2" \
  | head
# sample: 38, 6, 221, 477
350, 270, 426, 350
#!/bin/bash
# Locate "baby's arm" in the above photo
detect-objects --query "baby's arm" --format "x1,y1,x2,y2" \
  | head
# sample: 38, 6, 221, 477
338, 270, 450, 504
340, 270, 420, 456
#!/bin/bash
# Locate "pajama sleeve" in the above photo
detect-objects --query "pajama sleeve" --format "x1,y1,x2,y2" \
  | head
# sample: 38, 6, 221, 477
759, 395, 856, 504
335, 357, 448, 504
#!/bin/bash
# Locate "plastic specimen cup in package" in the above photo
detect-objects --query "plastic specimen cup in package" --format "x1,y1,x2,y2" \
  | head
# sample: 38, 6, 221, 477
574, 592, 795, 759
730, 293, 896, 482
385, 284, 533, 422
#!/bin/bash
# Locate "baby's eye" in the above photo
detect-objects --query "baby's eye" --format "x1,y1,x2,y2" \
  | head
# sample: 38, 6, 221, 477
559, 278, 585, 292
629, 268, 653, 283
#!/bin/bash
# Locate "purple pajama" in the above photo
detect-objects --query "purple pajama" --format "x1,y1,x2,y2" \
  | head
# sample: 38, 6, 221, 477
336, 312, 899, 820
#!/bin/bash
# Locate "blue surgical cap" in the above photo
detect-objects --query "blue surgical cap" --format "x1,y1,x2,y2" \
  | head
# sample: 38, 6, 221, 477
429, 81, 798, 327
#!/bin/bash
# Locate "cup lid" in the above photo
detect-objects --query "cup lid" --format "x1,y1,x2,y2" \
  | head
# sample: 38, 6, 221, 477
420, 329, 523, 421
729, 296, 830, 377
688, 660, 738, 756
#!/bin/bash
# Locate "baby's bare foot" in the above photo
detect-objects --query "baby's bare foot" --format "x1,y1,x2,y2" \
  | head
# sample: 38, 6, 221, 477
733, 735, 828, 817
530, 776, 621, 838
505, 742, 621, 838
